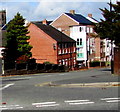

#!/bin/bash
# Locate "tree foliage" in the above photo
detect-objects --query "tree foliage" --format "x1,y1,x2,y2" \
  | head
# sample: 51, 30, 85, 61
3, 12, 32, 63
94, 2, 120, 47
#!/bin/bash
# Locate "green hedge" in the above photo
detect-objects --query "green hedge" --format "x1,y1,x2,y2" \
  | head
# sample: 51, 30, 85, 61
90, 61, 106, 67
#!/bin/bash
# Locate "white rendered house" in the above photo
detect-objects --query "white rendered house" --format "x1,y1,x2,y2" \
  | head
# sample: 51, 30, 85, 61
70, 25, 87, 66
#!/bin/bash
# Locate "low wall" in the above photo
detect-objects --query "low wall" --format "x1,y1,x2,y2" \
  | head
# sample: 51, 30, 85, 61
3, 63, 69, 76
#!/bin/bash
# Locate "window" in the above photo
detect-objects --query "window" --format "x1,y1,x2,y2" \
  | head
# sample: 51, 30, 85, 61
58, 49, 61, 54
90, 27, 93, 33
80, 38, 82, 45
80, 53, 84, 58
86, 27, 89, 33
77, 53, 84, 58
80, 27, 82, 32
62, 60, 65, 65
77, 38, 82, 46
77, 38, 79, 45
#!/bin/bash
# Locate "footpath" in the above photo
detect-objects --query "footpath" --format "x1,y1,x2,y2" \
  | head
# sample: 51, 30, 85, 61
39, 67, 120, 88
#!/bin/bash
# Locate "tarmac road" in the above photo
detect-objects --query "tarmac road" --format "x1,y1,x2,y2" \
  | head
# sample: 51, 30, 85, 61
1, 67, 120, 111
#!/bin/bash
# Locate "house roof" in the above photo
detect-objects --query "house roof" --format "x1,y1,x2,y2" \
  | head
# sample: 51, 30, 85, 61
32, 22, 76, 43
1, 24, 7, 30
65, 13, 93, 25
31, 21, 53, 25
86, 17, 98, 23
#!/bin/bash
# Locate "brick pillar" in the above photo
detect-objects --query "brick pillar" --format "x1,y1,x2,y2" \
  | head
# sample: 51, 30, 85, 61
114, 47, 120, 75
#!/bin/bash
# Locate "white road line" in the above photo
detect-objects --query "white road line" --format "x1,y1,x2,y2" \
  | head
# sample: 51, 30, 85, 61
69, 102, 95, 105
64, 100, 90, 103
0, 83, 14, 90
0, 105, 7, 108
0, 108, 9, 110
9, 105, 20, 107
0, 104, 23, 110
15, 107, 23, 109
36, 104, 59, 107
32, 102, 56, 105
101, 97, 120, 100
106, 100, 120, 103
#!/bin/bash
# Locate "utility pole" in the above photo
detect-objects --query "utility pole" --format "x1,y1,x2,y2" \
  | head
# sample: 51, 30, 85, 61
109, 0, 114, 74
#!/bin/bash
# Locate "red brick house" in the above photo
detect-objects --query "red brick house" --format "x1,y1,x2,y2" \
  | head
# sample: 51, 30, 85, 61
28, 21, 76, 70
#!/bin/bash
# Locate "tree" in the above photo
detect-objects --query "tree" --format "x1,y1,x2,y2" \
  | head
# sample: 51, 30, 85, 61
3, 12, 32, 63
94, 2, 120, 47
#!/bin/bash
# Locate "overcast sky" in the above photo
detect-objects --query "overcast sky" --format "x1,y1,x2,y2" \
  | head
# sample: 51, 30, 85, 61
0, 0, 118, 23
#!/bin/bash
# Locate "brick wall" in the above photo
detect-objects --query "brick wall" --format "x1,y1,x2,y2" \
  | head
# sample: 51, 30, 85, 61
28, 23, 76, 69
28, 23, 58, 64
51, 14, 78, 36
114, 47, 120, 75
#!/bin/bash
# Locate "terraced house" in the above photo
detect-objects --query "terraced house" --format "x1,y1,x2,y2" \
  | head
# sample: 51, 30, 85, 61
28, 20, 76, 70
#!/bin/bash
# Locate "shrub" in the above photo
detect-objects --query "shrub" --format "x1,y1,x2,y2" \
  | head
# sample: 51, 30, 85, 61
90, 61, 100, 67
43, 61, 53, 64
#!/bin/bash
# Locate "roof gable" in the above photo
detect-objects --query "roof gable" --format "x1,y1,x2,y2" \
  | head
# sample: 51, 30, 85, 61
32, 22, 75, 43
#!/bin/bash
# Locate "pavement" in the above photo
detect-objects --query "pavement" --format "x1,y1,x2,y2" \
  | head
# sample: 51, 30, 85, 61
1, 67, 120, 88
36, 67, 120, 88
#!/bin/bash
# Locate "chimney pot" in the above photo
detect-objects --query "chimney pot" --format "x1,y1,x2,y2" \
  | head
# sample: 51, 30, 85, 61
70, 10, 75, 14
88, 14, 92, 18
42, 19, 47, 25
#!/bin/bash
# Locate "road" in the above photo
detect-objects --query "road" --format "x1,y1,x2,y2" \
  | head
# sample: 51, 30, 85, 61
1, 68, 119, 111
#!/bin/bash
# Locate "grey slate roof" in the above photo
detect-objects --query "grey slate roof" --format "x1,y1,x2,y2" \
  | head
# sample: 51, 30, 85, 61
31, 21, 53, 25
65, 13, 93, 25
32, 22, 76, 43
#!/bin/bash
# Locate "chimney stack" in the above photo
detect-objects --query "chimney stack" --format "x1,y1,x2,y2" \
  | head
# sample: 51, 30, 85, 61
70, 10, 75, 14
88, 14, 92, 18
42, 19, 47, 25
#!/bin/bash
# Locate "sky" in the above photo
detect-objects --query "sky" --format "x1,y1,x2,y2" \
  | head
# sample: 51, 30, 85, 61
0, 0, 119, 23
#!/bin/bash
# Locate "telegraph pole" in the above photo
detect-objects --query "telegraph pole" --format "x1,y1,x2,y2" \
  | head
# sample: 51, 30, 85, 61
110, 0, 114, 74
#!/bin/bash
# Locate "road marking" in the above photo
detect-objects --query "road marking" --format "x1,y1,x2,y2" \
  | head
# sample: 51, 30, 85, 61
0, 104, 23, 110
0, 105, 6, 108
32, 101, 59, 108
64, 100, 89, 103
36, 104, 59, 107
32, 102, 56, 105
0, 107, 9, 110
101, 97, 120, 103
106, 100, 120, 103
0, 83, 14, 90
64, 99, 94, 105
101, 97, 120, 100
15, 107, 23, 109
69, 102, 94, 105
9, 105, 20, 107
